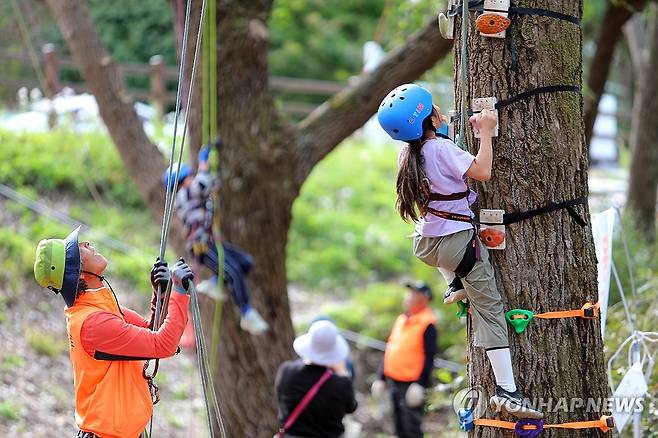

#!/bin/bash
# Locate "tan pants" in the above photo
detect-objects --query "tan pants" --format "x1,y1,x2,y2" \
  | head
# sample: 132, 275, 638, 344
413, 229, 509, 349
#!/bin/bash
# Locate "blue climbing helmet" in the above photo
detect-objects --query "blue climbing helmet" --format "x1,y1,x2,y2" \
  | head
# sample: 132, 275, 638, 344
162, 164, 192, 192
377, 83, 433, 141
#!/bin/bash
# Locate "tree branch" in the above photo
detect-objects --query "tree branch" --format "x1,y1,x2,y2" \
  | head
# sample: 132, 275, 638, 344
44, 0, 185, 253
293, 17, 452, 186
583, 0, 649, 146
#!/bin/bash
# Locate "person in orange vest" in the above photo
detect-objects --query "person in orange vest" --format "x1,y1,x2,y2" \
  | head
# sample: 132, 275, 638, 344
33, 227, 193, 438
371, 281, 437, 438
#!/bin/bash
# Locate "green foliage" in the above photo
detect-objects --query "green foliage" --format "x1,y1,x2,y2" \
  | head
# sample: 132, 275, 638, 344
288, 140, 434, 290
38, 0, 177, 67
0, 129, 144, 208
0, 400, 21, 422
0, 355, 24, 373
25, 327, 68, 357
270, 0, 384, 82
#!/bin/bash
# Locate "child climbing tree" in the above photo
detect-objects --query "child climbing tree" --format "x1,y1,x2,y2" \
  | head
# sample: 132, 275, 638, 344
452, 0, 609, 436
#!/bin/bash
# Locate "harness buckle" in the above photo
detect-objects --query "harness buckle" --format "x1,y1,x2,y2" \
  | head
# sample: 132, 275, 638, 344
581, 303, 599, 319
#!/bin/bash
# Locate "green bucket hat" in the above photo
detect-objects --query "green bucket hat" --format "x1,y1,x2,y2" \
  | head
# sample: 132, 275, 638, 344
34, 226, 81, 307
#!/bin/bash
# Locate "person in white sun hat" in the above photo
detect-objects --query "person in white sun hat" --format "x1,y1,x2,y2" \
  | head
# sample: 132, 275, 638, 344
275, 320, 357, 438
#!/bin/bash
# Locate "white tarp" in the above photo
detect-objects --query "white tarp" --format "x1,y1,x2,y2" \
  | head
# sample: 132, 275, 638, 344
591, 208, 615, 338
612, 362, 648, 433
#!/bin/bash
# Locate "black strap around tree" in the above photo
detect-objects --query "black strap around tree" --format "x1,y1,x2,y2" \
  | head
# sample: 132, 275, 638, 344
479, 197, 588, 227
450, 84, 582, 121
448, 0, 580, 26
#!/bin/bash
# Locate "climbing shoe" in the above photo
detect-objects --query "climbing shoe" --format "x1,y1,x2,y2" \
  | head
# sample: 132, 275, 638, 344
240, 308, 269, 335
443, 276, 467, 304
196, 278, 226, 301
489, 385, 543, 419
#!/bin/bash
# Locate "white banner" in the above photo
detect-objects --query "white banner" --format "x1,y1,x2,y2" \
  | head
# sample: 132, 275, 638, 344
591, 208, 616, 339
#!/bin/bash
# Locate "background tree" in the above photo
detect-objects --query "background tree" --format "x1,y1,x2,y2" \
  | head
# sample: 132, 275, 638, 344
454, 1, 609, 436
583, 0, 651, 147
625, 5, 658, 240
44, 0, 452, 434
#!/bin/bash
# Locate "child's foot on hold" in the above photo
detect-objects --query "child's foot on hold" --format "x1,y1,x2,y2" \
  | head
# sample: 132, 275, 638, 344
196, 278, 226, 301
443, 277, 467, 304
489, 385, 543, 419
240, 307, 269, 335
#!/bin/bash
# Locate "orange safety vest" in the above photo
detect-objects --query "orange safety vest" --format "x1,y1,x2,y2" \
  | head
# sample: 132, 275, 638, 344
383, 307, 437, 382
64, 287, 152, 438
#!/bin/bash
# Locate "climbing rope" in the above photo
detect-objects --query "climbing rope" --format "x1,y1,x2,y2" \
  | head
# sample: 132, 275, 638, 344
139, 0, 228, 435
456, 0, 469, 149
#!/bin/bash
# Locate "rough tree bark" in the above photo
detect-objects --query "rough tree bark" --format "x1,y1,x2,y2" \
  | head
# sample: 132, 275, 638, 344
455, 1, 608, 436
626, 6, 658, 239
44, 0, 186, 253
46, 0, 453, 435
583, 0, 650, 147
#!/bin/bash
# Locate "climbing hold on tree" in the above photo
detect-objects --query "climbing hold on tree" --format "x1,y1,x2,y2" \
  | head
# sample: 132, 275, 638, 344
476, 13, 511, 35
479, 227, 506, 248
459, 408, 474, 431
506, 309, 534, 334
515, 418, 544, 438
456, 300, 470, 319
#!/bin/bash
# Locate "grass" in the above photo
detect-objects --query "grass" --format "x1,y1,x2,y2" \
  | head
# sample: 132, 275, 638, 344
25, 327, 68, 357
0, 400, 21, 422
0, 355, 25, 373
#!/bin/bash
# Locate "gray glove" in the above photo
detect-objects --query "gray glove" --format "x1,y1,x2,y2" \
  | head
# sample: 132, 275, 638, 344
170, 258, 194, 295
150, 258, 170, 290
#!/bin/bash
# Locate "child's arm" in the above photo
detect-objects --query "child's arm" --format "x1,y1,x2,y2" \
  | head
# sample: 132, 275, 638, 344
465, 109, 497, 181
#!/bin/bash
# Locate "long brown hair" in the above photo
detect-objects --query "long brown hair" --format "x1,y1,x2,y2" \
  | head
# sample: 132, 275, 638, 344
395, 113, 437, 222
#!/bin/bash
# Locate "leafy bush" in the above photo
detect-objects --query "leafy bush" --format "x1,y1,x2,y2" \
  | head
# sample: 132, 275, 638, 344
0, 129, 144, 208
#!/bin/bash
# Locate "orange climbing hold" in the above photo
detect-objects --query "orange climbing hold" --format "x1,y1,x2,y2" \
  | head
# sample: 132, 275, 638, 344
479, 227, 506, 248
476, 13, 511, 35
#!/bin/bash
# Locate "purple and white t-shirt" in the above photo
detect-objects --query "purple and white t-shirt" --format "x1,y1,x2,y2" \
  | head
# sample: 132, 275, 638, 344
399, 137, 476, 237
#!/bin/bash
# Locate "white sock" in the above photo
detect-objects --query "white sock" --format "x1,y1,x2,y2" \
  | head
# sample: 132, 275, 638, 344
486, 348, 517, 392
438, 267, 456, 285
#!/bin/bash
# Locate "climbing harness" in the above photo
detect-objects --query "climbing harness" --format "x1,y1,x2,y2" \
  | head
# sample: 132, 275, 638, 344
506, 302, 600, 334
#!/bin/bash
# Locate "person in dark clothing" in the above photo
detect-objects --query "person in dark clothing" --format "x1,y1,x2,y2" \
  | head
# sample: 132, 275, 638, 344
276, 320, 358, 438
372, 281, 437, 438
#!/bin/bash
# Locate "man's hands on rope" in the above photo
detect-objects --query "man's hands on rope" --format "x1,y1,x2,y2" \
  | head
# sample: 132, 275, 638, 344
150, 257, 195, 297
171, 258, 194, 295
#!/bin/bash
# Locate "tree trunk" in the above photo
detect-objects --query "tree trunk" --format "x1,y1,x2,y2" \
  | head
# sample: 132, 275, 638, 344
44, 0, 186, 253
455, 1, 608, 436
583, 0, 649, 147
627, 7, 658, 239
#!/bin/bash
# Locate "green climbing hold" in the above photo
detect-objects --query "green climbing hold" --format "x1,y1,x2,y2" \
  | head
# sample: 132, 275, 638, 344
505, 309, 535, 334
456, 300, 470, 319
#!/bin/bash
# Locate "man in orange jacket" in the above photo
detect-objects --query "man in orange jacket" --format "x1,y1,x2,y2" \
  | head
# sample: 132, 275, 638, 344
33, 227, 193, 438
372, 281, 437, 438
